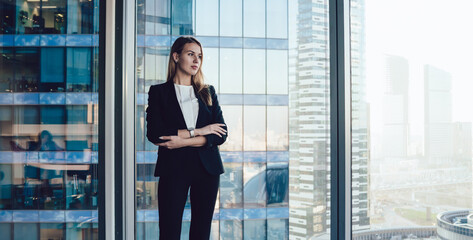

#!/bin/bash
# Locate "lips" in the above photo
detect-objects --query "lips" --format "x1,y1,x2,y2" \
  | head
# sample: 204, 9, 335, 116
191, 66, 198, 70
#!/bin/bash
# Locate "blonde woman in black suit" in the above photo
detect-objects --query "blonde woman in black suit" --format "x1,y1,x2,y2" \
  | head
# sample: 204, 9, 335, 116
146, 36, 227, 240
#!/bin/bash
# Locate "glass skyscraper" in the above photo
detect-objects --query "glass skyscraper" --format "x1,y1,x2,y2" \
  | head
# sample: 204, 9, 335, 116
0, 0, 100, 238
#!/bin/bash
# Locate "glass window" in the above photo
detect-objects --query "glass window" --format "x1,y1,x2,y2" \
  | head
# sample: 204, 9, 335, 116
244, 106, 265, 151
220, 220, 242, 240
243, 49, 265, 94
171, 0, 193, 35
145, 0, 169, 35
266, 162, 288, 207
266, 50, 288, 94
0, 1, 15, 34
202, 48, 219, 90
219, 0, 242, 37
267, 219, 288, 239
67, 48, 92, 92
66, 105, 88, 124
267, 0, 287, 38
41, 106, 65, 125
243, 220, 266, 240
67, 0, 96, 34
14, 223, 38, 239
196, 0, 218, 36
41, 48, 65, 92
220, 48, 242, 94
243, 163, 266, 208
15, 0, 66, 34
243, 0, 265, 38
144, 48, 168, 86
66, 223, 98, 240
14, 106, 40, 125
0, 48, 14, 92
220, 106, 243, 151
267, 106, 288, 151
220, 163, 243, 208
13, 48, 40, 92
351, 0, 473, 236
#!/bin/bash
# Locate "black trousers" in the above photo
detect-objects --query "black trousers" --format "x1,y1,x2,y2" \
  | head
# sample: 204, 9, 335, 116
158, 148, 220, 240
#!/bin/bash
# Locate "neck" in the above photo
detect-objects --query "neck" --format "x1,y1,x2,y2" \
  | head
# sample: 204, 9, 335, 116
173, 71, 192, 86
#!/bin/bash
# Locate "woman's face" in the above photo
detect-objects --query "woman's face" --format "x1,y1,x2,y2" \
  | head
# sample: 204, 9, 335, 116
174, 43, 202, 76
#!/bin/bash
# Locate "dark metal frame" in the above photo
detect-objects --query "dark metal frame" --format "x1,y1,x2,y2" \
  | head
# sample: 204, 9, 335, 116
330, 0, 352, 239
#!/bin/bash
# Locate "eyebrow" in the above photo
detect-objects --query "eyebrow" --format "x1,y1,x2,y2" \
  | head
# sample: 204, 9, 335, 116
186, 50, 202, 55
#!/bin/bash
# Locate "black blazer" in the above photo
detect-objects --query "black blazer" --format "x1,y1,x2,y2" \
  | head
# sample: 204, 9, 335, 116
146, 81, 227, 177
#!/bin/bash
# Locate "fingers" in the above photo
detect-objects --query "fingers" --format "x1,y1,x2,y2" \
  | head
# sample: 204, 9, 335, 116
159, 136, 172, 140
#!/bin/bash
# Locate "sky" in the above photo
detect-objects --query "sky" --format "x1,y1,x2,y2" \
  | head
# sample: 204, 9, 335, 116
365, 0, 473, 132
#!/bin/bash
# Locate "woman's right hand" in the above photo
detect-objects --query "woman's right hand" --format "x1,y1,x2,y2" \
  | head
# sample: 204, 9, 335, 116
196, 123, 227, 137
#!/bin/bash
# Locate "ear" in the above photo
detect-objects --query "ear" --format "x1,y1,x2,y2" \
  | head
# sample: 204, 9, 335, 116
172, 52, 179, 63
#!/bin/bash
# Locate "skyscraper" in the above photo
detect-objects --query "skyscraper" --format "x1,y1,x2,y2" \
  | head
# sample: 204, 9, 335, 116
424, 65, 453, 166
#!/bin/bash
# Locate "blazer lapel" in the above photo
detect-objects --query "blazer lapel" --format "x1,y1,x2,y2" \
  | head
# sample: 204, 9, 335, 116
194, 87, 211, 128
166, 81, 187, 129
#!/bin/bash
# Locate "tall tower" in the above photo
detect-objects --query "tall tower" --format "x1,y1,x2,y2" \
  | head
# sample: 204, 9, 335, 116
424, 65, 453, 166
351, 0, 370, 230
289, 0, 330, 238
382, 55, 409, 159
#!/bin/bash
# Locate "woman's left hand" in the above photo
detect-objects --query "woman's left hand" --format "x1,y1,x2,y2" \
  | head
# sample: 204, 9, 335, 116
156, 136, 186, 149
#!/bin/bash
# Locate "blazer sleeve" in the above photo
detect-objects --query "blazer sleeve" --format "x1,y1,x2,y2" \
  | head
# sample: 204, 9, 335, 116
146, 85, 178, 144
203, 85, 228, 148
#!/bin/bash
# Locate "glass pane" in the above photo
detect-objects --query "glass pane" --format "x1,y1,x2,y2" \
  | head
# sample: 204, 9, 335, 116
0, 0, 101, 237
243, 220, 266, 240
220, 106, 243, 151
15, 0, 66, 34
219, 0, 242, 37
244, 106, 266, 151
171, 0, 193, 35
243, 0, 265, 38
243, 49, 265, 94
195, 0, 218, 36
351, 0, 473, 238
201, 48, 219, 89
267, 50, 288, 94
41, 48, 65, 92
267, 106, 288, 151
267, 0, 287, 38
220, 48, 242, 94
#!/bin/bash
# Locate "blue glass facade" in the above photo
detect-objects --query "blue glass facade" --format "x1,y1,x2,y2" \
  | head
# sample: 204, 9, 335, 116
0, 0, 100, 238
135, 0, 290, 239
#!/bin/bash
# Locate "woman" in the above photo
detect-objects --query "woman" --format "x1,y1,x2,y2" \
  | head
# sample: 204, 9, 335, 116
146, 36, 227, 240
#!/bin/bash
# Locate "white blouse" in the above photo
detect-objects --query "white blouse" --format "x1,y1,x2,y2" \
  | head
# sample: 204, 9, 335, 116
174, 84, 199, 130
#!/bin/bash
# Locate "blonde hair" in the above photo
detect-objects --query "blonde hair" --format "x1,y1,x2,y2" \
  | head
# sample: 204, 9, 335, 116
167, 36, 212, 106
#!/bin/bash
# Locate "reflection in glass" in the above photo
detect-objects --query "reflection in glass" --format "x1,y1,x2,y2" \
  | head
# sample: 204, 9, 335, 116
219, 0, 242, 37
243, 0, 265, 38
5, 48, 41, 92
220, 48, 242, 94
171, 0, 193, 35
267, 50, 288, 94
219, 106, 242, 151
220, 220, 242, 240
144, 0, 169, 35
67, 48, 92, 92
41, 48, 65, 92
67, 0, 97, 34
243, 163, 266, 208
244, 106, 266, 151
15, 0, 66, 34
40, 223, 64, 239
243, 220, 266, 240
14, 223, 38, 239
267, 106, 288, 151
243, 49, 265, 94
220, 163, 243, 208
267, 219, 288, 240
266, 162, 288, 207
